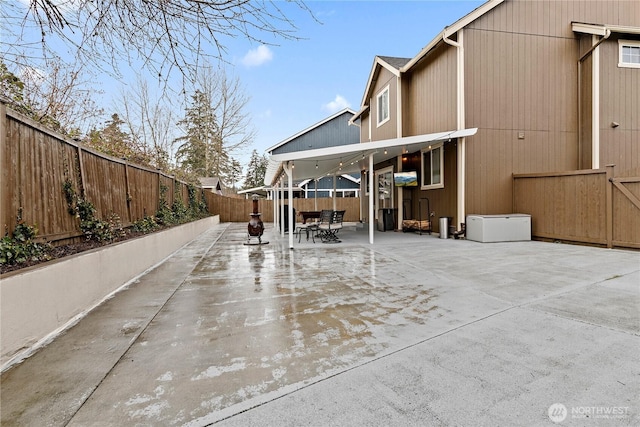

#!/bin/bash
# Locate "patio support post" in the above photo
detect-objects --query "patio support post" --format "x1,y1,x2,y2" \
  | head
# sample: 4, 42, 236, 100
280, 179, 285, 237
273, 184, 278, 228
369, 153, 375, 244
333, 174, 337, 210
314, 179, 318, 210
283, 162, 294, 249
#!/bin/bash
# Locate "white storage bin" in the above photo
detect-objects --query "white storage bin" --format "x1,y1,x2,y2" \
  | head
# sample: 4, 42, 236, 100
466, 214, 531, 243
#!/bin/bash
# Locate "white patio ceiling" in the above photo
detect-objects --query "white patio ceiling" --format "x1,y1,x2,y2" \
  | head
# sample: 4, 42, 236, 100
264, 128, 478, 186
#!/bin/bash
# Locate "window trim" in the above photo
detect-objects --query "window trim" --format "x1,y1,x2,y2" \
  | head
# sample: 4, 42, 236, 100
376, 85, 390, 127
420, 143, 444, 190
618, 39, 640, 69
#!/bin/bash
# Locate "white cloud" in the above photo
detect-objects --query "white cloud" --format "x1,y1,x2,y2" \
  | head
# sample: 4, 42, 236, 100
257, 109, 272, 119
316, 9, 336, 18
322, 95, 350, 113
241, 45, 273, 67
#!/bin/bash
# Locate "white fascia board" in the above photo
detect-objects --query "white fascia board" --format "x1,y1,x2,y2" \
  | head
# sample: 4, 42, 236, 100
401, 0, 505, 72
348, 105, 370, 125
271, 128, 478, 163
572, 22, 608, 36
358, 57, 403, 109
572, 22, 640, 36
237, 186, 266, 194
265, 107, 357, 153
340, 174, 360, 184
605, 24, 640, 35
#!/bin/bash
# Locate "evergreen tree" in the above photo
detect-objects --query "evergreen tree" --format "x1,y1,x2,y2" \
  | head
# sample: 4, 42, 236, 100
228, 159, 243, 192
243, 150, 268, 189
84, 113, 150, 165
174, 68, 254, 185
174, 90, 220, 177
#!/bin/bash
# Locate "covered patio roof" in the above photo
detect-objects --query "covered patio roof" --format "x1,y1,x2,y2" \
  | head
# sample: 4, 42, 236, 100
264, 128, 477, 185
264, 128, 477, 248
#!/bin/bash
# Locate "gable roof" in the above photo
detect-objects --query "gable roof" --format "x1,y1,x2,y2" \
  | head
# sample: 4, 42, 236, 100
199, 177, 223, 189
266, 108, 357, 153
378, 56, 412, 70
351, 0, 505, 123
358, 56, 411, 107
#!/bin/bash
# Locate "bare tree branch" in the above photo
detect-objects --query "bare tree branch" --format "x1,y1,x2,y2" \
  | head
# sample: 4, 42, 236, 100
3, 0, 316, 84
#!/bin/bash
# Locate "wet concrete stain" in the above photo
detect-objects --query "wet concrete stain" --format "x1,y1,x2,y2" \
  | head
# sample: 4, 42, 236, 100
2, 225, 441, 426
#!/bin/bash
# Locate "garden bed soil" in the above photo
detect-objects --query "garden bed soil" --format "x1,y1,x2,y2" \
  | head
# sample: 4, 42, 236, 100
0, 230, 151, 275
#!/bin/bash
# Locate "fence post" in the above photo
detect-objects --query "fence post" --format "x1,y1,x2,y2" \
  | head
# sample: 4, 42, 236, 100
124, 161, 132, 223
605, 164, 615, 249
76, 145, 87, 198
157, 170, 162, 214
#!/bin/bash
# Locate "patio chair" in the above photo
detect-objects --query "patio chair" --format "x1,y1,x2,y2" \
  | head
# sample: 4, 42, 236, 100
294, 221, 316, 243
318, 209, 345, 243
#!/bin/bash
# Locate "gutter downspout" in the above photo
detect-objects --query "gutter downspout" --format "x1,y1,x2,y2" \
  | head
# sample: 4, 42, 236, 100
444, 28, 465, 229
577, 29, 611, 169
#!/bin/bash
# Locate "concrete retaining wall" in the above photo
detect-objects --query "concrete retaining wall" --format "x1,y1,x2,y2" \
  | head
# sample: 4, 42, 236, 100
1, 216, 219, 368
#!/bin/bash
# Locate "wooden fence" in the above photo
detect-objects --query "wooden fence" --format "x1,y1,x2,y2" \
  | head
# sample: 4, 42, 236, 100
206, 193, 361, 223
1, 104, 362, 247
513, 165, 640, 249
1, 104, 203, 245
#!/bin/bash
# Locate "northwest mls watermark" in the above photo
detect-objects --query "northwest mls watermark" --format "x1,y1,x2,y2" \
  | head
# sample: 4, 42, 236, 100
548, 403, 630, 423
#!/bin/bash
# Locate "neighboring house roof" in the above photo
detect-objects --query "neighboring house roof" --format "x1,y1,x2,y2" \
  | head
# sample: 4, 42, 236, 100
237, 186, 269, 198
266, 108, 358, 154
199, 177, 224, 193
299, 174, 361, 190
352, 0, 505, 123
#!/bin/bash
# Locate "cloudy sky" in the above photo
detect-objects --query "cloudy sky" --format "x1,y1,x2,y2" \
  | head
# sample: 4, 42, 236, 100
9, 0, 485, 169
227, 0, 484, 164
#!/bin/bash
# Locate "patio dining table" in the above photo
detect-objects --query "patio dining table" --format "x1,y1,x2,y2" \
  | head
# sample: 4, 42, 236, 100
299, 211, 321, 224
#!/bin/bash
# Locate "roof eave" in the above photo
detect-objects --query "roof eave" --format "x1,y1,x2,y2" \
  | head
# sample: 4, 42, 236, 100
401, 0, 506, 72
358, 56, 404, 109
572, 22, 640, 36
265, 107, 357, 153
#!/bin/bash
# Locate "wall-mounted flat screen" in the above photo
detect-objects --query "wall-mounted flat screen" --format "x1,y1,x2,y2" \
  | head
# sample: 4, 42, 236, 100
393, 171, 418, 187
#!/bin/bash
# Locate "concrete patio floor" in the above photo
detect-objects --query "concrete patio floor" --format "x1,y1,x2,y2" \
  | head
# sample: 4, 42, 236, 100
1, 222, 638, 426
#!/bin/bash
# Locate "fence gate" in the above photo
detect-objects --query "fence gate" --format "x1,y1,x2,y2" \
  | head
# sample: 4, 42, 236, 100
513, 165, 640, 249
608, 168, 640, 249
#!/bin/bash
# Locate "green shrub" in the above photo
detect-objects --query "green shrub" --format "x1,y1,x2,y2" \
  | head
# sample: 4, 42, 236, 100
0, 219, 51, 266
132, 216, 160, 233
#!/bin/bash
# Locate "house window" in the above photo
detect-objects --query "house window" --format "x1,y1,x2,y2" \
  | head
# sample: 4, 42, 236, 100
376, 85, 390, 126
619, 40, 640, 68
421, 144, 444, 189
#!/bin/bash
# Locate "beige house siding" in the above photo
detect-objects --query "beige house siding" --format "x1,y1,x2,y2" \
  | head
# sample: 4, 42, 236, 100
370, 67, 398, 141
421, 142, 458, 225
360, 114, 370, 143
579, 36, 594, 169
461, 0, 639, 215
404, 43, 458, 136
600, 36, 640, 176
358, 0, 638, 226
